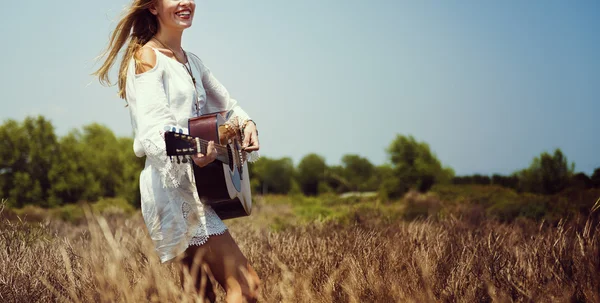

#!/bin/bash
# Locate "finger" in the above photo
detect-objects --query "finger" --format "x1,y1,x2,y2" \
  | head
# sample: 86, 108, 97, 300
207, 141, 215, 155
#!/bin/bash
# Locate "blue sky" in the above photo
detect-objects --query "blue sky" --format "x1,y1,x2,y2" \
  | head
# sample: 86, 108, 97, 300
1, 0, 598, 175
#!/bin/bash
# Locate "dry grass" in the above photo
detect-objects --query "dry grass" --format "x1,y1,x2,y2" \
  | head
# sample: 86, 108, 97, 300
1, 198, 600, 303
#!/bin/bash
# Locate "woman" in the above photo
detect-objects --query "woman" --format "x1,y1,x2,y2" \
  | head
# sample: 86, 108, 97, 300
93, 0, 261, 302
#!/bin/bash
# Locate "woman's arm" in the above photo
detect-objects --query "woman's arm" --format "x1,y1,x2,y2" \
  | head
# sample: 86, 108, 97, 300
194, 56, 260, 159
133, 47, 191, 188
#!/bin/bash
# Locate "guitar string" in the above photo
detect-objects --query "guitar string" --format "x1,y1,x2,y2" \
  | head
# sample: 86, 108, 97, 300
170, 134, 247, 163
170, 134, 227, 152
173, 139, 247, 167
172, 134, 244, 154
176, 138, 233, 155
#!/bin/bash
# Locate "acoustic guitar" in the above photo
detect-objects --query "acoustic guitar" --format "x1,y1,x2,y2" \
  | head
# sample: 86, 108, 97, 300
164, 110, 252, 220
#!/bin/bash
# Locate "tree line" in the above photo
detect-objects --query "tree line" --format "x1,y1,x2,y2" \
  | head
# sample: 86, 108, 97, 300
1, 116, 598, 208
250, 139, 600, 198
249, 134, 456, 200
0, 116, 143, 208
451, 149, 600, 195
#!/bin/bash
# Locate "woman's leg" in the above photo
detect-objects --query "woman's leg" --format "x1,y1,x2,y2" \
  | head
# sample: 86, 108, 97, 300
181, 245, 216, 302
189, 231, 261, 303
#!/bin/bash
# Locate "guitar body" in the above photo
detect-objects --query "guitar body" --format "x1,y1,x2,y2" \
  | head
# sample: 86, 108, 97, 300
187, 111, 252, 220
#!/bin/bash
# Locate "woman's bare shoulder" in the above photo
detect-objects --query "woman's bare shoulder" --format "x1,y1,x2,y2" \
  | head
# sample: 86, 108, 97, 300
134, 46, 158, 75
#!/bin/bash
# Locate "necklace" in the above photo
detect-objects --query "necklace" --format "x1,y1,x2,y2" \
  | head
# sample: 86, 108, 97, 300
153, 37, 201, 116
152, 38, 196, 85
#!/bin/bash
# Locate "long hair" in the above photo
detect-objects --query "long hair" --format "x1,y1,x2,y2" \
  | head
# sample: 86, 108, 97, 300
92, 0, 158, 100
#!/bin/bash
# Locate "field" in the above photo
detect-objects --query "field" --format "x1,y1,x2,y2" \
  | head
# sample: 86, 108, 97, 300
1, 195, 599, 303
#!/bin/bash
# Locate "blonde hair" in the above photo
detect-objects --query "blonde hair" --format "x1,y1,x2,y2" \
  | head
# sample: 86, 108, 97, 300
92, 0, 158, 100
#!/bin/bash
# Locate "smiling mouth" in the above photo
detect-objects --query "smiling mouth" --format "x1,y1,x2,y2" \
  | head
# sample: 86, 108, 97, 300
176, 10, 191, 18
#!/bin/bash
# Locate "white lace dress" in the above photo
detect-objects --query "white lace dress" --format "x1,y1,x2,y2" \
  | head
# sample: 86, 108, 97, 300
124, 47, 259, 263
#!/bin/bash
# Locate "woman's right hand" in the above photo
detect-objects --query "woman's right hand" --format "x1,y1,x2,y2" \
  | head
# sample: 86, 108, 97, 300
192, 140, 218, 167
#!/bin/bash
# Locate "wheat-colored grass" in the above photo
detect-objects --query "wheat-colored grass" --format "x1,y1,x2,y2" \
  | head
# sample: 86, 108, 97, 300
1, 198, 599, 303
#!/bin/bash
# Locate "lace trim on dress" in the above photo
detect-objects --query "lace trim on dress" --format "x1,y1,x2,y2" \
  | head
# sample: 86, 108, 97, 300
181, 191, 228, 248
246, 151, 260, 163
182, 201, 228, 246
188, 229, 228, 246
141, 130, 192, 188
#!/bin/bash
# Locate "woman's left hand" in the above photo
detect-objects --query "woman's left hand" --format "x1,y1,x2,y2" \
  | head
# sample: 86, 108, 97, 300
242, 121, 259, 151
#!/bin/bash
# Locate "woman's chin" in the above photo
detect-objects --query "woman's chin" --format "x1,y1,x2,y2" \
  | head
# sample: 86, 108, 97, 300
175, 15, 194, 28
166, 18, 193, 30
179, 22, 193, 29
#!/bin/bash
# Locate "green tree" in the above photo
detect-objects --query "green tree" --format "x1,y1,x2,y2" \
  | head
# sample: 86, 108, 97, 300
323, 164, 350, 193
296, 153, 327, 196
78, 123, 130, 200
48, 132, 92, 205
0, 119, 22, 205
340, 154, 376, 191
49, 123, 141, 205
251, 157, 295, 194
1, 117, 144, 207
491, 174, 519, 190
518, 148, 574, 195
570, 172, 592, 190
385, 134, 454, 197
0, 116, 60, 207
375, 164, 396, 202
116, 137, 145, 205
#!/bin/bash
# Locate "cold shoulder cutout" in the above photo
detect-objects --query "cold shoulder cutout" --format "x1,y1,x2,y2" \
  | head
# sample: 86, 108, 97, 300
133, 46, 160, 75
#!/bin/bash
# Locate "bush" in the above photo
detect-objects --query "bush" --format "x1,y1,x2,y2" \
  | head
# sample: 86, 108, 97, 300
92, 197, 136, 216
402, 190, 442, 220
517, 148, 574, 195
385, 134, 454, 198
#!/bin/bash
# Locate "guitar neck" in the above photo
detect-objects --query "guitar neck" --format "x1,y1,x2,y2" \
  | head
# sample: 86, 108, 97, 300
195, 136, 250, 164
195, 139, 230, 164
165, 131, 248, 165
